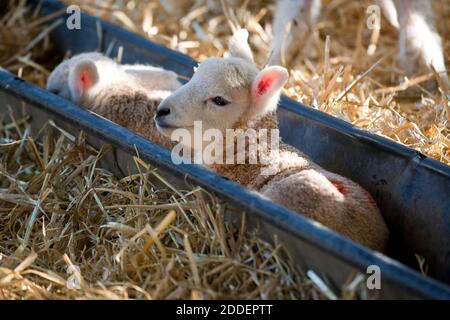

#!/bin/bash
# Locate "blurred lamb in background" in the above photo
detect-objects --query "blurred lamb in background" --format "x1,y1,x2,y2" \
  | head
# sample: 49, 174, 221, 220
47, 53, 181, 149
270, 0, 448, 86
159, 0, 448, 87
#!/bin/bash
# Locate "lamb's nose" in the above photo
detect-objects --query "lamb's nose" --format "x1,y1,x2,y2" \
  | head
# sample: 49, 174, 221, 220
156, 106, 171, 118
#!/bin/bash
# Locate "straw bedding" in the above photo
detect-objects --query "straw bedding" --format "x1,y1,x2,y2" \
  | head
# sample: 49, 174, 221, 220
0, 0, 376, 300
0, 0, 443, 299
0, 114, 324, 299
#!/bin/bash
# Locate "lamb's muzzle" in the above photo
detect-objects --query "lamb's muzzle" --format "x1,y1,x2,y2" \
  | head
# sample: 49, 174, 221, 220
156, 105, 171, 118
154, 100, 172, 129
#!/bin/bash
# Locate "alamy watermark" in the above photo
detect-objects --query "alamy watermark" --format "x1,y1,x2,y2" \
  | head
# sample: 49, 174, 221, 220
64, 3, 383, 34
366, 4, 381, 30
66, 5, 81, 30
170, 121, 280, 176
366, 265, 381, 290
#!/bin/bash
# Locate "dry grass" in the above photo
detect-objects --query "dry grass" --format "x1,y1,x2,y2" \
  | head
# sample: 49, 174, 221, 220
0, 1, 376, 300
0, 0, 441, 299
54, 0, 450, 165
0, 110, 370, 300
0, 0, 66, 87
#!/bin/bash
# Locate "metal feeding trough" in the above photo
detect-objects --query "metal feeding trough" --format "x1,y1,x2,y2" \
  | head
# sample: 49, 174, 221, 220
0, 0, 449, 299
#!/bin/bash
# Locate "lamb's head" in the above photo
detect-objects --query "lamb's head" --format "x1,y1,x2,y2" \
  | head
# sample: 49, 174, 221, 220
155, 29, 288, 141
48, 57, 138, 109
46, 52, 108, 100
47, 53, 181, 109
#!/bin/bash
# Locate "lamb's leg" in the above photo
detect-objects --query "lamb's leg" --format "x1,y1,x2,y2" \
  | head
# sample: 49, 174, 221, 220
393, 0, 448, 86
260, 169, 388, 251
268, 0, 321, 67
378, 0, 399, 29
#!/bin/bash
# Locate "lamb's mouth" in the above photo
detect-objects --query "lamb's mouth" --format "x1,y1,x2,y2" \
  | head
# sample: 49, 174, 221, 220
155, 120, 194, 137
156, 122, 194, 130
157, 123, 182, 129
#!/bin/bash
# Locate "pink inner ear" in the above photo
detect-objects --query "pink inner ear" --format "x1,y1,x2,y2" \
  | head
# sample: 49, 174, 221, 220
257, 76, 274, 96
79, 68, 94, 92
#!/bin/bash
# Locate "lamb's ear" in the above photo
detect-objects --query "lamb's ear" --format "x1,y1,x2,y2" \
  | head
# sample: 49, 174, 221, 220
251, 66, 288, 112
228, 29, 254, 63
68, 59, 99, 102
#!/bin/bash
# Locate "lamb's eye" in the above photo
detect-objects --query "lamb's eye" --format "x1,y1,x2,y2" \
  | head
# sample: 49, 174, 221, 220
211, 96, 229, 106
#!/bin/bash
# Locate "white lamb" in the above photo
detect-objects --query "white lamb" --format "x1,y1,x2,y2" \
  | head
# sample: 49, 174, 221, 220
46, 53, 181, 149
270, 0, 449, 85
154, 29, 389, 251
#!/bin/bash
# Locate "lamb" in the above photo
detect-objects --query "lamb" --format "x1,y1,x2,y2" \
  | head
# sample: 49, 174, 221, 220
46, 52, 181, 149
270, 0, 449, 85
154, 29, 389, 251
